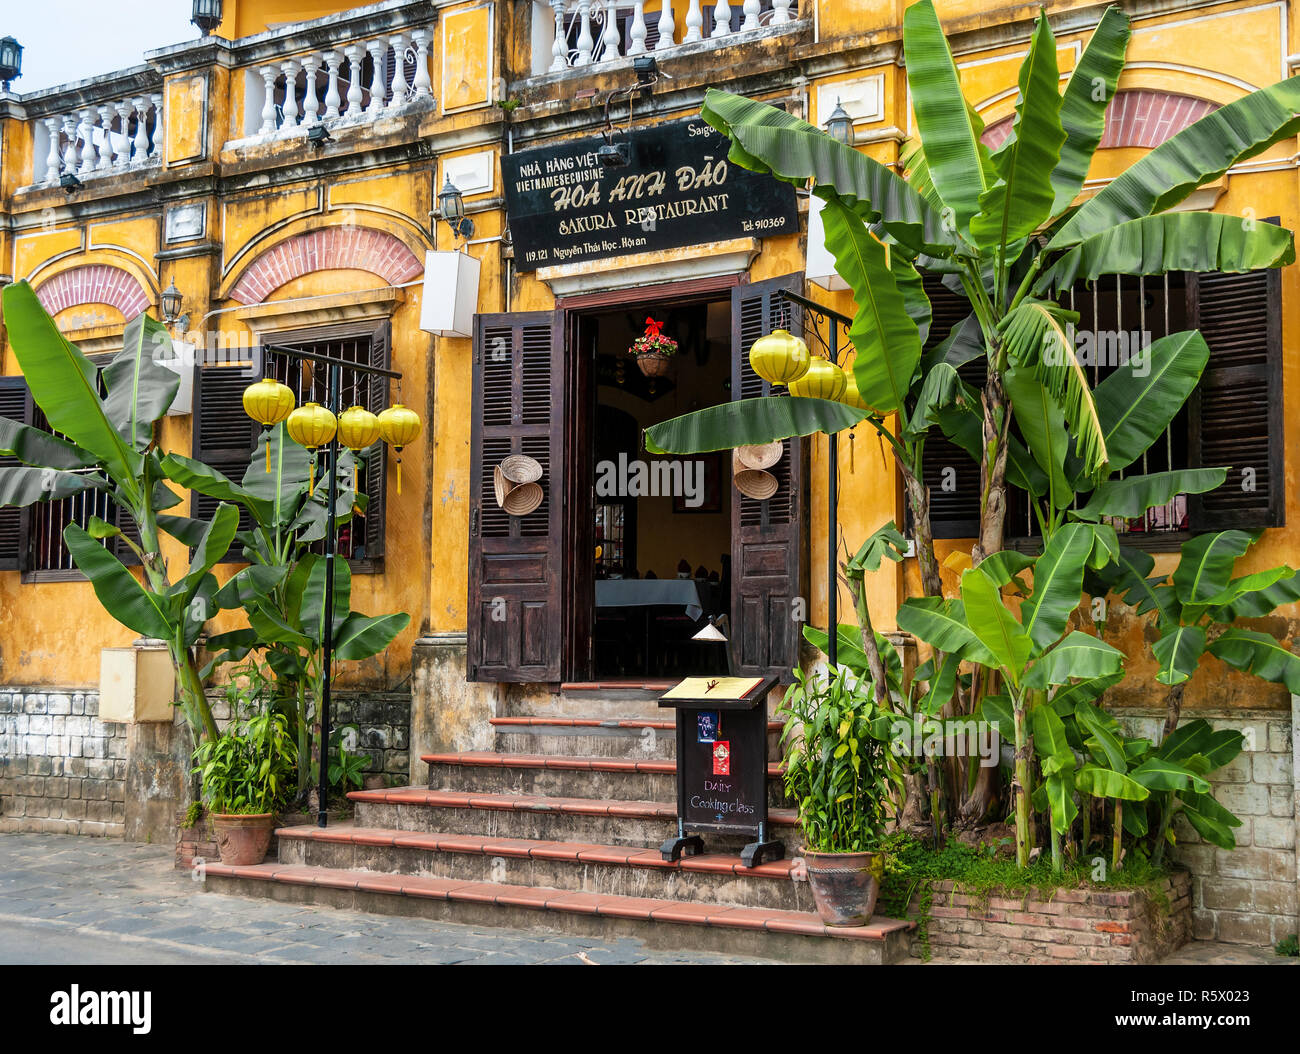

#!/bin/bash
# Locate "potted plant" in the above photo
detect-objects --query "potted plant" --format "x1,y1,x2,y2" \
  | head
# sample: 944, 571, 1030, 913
778, 665, 901, 926
192, 682, 298, 867
629, 317, 678, 377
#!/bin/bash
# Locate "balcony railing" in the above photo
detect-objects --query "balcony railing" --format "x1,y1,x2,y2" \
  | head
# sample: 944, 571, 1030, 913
532, 0, 799, 75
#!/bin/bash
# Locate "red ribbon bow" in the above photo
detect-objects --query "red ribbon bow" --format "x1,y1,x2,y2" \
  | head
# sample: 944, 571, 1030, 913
644, 317, 664, 338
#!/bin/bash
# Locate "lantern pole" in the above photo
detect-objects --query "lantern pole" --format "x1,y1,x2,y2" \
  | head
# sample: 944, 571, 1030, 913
261, 343, 403, 829
776, 290, 853, 671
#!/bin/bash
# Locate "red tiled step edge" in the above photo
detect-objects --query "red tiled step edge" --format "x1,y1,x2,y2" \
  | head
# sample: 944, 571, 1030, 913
205, 861, 912, 941
346, 787, 799, 826
560, 680, 677, 692
276, 823, 798, 878
491, 716, 785, 732
421, 751, 783, 778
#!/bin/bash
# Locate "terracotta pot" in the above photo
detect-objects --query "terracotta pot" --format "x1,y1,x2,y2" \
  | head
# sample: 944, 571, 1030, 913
212, 813, 275, 866
635, 351, 674, 378
801, 848, 883, 927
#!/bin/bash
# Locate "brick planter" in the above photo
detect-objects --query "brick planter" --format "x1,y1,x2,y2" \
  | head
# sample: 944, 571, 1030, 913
907, 870, 1192, 963
175, 813, 218, 872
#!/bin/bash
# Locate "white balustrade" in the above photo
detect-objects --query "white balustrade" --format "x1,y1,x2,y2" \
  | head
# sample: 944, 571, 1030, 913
387, 33, 410, 108
628, 2, 648, 55
656, 1, 675, 50
323, 51, 343, 118
742, 0, 761, 31
301, 56, 321, 123
32, 93, 164, 187
711, 1, 733, 37
365, 39, 387, 115
685, 0, 705, 43
411, 30, 433, 98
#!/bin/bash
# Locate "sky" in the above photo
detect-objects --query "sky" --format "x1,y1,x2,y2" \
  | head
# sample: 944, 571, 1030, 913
4, 2, 198, 93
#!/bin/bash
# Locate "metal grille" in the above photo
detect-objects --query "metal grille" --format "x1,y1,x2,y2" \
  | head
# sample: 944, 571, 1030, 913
738, 289, 798, 528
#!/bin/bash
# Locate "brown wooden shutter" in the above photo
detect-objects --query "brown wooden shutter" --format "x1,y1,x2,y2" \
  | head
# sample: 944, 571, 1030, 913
193, 358, 259, 539
468, 310, 565, 683
919, 275, 983, 538
1187, 268, 1283, 529
363, 319, 390, 562
730, 274, 807, 681
0, 376, 30, 571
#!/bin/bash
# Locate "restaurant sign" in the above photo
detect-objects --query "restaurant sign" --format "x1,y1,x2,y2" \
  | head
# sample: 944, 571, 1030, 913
501, 117, 800, 272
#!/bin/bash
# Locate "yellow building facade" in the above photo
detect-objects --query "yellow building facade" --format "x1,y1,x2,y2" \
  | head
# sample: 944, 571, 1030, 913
0, 1, 1296, 761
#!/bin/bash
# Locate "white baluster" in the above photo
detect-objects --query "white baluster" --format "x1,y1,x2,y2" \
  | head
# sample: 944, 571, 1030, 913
771, 0, 793, 24
411, 29, 433, 99
366, 40, 387, 115
280, 61, 300, 128
301, 56, 322, 123
96, 105, 114, 170
258, 66, 278, 133
132, 99, 150, 160
43, 117, 61, 187
78, 109, 96, 174
323, 51, 342, 118
343, 45, 364, 115
149, 93, 163, 158
387, 34, 410, 108
550, 0, 568, 71
61, 114, 78, 174
656, 0, 676, 49
628, 1, 648, 54
599, 2, 621, 62
575, 0, 595, 65
742, 0, 760, 30
685, 0, 704, 42
114, 101, 132, 168
711, 1, 732, 36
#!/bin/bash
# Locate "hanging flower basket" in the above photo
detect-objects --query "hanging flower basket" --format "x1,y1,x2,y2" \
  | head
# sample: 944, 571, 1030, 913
629, 317, 678, 378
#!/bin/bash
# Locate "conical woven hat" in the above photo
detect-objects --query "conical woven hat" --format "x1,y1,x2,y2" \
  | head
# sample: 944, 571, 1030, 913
735, 441, 783, 471
734, 469, 778, 500
503, 481, 543, 516
493, 465, 514, 508
501, 454, 543, 484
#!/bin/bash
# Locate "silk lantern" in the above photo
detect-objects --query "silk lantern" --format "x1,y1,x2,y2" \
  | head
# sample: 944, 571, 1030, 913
286, 402, 337, 493
377, 403, 421, 496
788, 358, 848, 402
242, 377, 296, 472
748, 328, 810, 386
337, 405, 380, 494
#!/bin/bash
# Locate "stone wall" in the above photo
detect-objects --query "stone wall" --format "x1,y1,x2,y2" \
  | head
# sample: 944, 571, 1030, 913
1116, 703, 1299, 949
911, 872, 1193, 963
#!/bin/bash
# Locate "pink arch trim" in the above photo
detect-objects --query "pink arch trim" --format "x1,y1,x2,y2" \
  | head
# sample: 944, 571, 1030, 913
981, 89, 1220, 152
228, 226, 425, 305
35, 264, 152, 318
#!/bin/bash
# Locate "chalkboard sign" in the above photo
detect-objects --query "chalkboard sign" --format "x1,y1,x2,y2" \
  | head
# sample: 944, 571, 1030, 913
501, 117, 800, 272
658, 675, 783, 868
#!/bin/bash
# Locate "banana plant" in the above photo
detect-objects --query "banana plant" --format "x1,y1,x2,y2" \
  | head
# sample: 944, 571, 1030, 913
161, 430, 410, 796
0, 280, 233, 742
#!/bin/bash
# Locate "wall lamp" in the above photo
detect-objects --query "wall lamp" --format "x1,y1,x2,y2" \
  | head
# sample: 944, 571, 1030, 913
307, 123, 333, 149
0, 36, 22, 92
60, 172, 83, 195
823, 97, 855, 147
437, 175, 474, 240
160, 278, 185, 324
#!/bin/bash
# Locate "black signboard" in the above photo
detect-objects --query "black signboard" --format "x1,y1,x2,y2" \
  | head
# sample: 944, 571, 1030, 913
501, 117, 800, 271
658, 675, 783, 868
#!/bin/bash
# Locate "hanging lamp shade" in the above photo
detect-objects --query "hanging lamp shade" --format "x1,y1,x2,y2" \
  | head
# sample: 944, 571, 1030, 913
788, 358, 848, 402
748, 328, 810, 386
242, 378, 295, 471
377, 403, 422, 496
286, 402, 337, 494
338, 405, 380, 494
837, 370, 872, 412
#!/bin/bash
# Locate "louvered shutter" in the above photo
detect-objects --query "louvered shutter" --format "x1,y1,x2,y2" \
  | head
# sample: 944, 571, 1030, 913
193, 358, 258, 544
362, 319, 390, 562
920, 276, 983, 538
0, 377, 29, 570
468, 311, 565, 682
730, 274, 807, 681
1187, 268, 1283, 529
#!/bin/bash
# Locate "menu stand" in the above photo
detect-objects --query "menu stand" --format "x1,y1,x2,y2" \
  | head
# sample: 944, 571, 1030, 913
657, 675, 784, 869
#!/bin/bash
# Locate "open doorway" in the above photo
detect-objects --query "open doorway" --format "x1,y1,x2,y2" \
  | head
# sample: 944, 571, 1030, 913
579, 295, 733, 679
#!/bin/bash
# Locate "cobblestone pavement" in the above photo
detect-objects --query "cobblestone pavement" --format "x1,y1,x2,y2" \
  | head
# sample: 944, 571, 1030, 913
0, 833, 777, 965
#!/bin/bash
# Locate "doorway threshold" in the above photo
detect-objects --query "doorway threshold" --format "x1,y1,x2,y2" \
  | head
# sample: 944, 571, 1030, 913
560, 680, 677, 692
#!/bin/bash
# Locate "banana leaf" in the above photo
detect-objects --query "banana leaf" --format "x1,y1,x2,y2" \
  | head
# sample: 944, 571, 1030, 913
1024, 631, 1125, 688
0, 466, 104, 505
1172, 530, 1255, 604
644, 396, 866, 455
0, 416, 98, 469
1018, 522, 1094, 651
177, 502, 240, 606
961, 565, 1033, 679
1152, 623, 1207, 686
334, 611, 412, 661
63, 522, 171, 640
1004, 366, 1071, 510
1075, 763, 1150, 801
1208, 628, 1300, 694
161, 452, 275, 524
896, 595, 993, 665
1049, 671, 1123, 712
1074, 468, 1227, 521
1129, 757, 1210, 794
1210, 567, 1300, 620
978, 693, 1015, 741
1179, 790, 1242, 848
101, 313, 181, 453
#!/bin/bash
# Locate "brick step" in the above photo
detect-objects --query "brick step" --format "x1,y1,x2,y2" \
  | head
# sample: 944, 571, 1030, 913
349, 786, 799, 850
276, 824, 816, 912
201, 861, 912, 964
422, 751, 789, 807
491, 716, 785, 761
502, 684, 783, 722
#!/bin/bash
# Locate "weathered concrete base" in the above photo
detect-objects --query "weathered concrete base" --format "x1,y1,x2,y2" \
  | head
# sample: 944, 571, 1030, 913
909, 871, 1193, 964
124, 711, 194, 845
409, 634, 498, 785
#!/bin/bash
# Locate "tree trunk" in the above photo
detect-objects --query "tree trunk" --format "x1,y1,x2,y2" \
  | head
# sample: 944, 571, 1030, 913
1011, 697, 1032, 868
973, 372, 1010, 566
1161, 682, 1186, 742
901, 462, 943, 599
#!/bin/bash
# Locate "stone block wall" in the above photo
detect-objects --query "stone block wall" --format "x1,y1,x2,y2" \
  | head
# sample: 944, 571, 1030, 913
1116, 703, 1299, 948
0, 689, 127, 836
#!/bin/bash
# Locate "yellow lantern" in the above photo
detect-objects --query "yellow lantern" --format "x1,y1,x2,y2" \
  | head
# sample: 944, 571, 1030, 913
242, 378, 296, 472
837, 370, 871, 412
788, 358, 848, 402
377, 403, 422, 496
337, 405, 380, 493
286, 402, 337, 493
749, 328, 810, 386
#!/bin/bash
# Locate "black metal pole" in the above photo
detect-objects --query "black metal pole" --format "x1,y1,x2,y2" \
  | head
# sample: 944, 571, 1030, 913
827, 321, 839, 670
318, 361, 340, 828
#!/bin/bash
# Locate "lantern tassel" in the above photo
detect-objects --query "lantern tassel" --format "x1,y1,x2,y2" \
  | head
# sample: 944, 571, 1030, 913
309, 456, 316, 495
396, 453, 403, 496
265, 431, 271, 474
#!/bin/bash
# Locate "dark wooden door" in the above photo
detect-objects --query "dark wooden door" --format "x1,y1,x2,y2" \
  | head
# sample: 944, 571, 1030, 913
469, 311, 566, 682
730, 274, 808, 680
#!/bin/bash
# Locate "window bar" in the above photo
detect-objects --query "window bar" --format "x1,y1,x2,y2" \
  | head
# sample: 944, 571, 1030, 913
1139, 275, 1148, 488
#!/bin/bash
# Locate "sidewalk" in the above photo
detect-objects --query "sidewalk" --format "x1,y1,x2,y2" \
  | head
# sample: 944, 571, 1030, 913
0, 832, 776, 965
